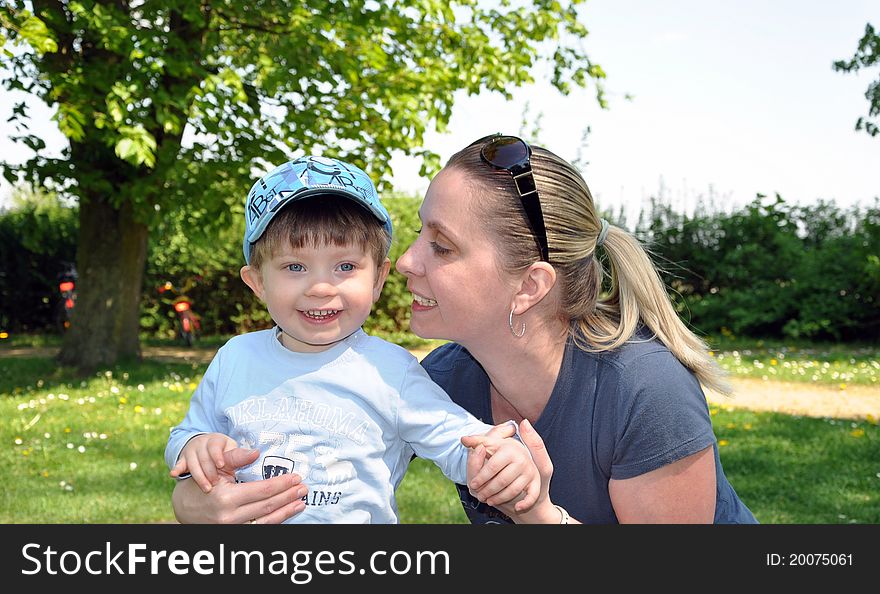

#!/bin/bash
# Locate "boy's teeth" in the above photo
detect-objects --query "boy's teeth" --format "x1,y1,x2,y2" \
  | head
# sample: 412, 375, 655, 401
306, 309, 338, 316
412, 294, 437, 306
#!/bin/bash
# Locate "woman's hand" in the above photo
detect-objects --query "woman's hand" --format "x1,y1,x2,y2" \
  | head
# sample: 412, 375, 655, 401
171, 447, 309, 524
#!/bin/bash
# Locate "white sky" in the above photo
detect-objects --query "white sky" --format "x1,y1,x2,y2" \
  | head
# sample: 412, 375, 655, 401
389, 0, 880, 224
2, 0, 879, 225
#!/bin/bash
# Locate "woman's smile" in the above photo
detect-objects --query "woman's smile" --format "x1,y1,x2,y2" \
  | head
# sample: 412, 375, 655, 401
411, 291, 438, 310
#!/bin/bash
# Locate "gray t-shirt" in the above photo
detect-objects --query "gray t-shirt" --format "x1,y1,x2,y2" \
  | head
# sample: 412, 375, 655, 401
421, 331, 758, 524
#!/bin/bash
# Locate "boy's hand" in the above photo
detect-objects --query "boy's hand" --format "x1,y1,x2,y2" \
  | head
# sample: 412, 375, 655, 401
170, 433, 243, 493
461, 422, 540, 512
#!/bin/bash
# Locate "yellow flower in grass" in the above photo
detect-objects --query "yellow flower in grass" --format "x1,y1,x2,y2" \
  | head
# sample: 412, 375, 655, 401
770, 359, 777, 366
867, 414, 877, 426
850, 429, 865, 438
718, 439, 729, 447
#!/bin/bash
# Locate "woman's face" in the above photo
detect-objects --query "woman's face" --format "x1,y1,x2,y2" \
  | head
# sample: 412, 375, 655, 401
396, 167, 514, 346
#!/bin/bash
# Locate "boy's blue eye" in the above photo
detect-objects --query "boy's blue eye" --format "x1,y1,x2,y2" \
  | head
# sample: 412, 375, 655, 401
339, 263, 355, 272
287, 263, 304, 272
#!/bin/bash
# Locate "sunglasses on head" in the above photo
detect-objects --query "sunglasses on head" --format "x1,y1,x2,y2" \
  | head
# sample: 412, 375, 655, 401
471, 134, 549, 262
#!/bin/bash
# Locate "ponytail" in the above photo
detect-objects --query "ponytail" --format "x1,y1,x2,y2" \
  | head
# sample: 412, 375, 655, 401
575, 225, 732, 395
446, 141, 731, 395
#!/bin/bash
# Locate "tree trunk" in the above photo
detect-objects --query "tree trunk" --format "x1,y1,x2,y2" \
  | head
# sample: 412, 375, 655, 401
58, 196, 149, 372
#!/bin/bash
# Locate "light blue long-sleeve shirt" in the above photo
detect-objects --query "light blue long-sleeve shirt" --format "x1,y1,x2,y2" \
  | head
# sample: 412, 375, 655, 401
165, 328, 492, 523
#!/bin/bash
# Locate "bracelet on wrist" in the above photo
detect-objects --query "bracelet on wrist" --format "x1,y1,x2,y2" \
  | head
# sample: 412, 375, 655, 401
554, 504, 571, 524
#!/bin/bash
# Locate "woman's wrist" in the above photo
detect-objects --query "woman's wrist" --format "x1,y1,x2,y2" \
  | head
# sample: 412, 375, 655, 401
171, 475, 202, 523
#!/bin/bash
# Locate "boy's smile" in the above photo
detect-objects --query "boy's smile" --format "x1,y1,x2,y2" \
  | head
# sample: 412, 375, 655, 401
301, 308, 341, 322
241, 242, 390, 353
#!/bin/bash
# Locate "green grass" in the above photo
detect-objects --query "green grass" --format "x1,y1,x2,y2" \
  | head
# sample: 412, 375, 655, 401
397, 458, 467, 524
1, 352, 878, 523
5, 332, 876, 386
0, 332, 232, 350
704, 336, 879, 386
708, 405, 880, 523
1, 357, 206, 522
140, 334, 234, 348
0, 332, 62, 348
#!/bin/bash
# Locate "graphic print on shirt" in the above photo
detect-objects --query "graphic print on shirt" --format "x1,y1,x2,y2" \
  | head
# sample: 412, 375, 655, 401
226, 393, 367, 514
262, 455, 295, 479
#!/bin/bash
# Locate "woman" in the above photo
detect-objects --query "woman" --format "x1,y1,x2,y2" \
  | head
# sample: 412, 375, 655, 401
171, 135, 756, 524
395, 134, 756, 524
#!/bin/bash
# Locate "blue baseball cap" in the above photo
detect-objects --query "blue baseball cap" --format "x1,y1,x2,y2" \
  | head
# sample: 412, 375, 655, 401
242, 156, 393, 264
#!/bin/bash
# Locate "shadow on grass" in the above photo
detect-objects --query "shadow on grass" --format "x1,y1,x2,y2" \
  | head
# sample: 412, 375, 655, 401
0, 356, 207, 397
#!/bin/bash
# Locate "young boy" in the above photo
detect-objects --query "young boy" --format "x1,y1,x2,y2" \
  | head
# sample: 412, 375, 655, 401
164, 156, 537, 523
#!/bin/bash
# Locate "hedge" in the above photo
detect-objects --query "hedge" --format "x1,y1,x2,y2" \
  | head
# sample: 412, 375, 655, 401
2, 191, 877, 342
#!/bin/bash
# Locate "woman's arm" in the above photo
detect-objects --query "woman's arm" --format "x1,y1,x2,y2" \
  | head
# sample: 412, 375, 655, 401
469, 423, 716, 524
172, 447, 308, 524
608, 445, 716, 523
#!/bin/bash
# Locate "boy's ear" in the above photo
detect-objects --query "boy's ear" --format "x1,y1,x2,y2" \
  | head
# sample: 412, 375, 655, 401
240, 265, 265, 301
372, 258, 392, 302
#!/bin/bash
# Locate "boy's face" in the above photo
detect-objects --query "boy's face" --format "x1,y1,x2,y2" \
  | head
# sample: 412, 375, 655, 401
241, 242, 391, 353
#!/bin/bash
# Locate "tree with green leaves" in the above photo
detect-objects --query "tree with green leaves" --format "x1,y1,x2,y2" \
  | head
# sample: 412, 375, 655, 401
0, 1, 606, 370
834, 22, 879, 137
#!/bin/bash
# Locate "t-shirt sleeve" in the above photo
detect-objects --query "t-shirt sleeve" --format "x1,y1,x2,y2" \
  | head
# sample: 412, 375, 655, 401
419, 343, 458, 386
397, 357, 493, 484
610, 351, 717, 480
163, 348, 227, 470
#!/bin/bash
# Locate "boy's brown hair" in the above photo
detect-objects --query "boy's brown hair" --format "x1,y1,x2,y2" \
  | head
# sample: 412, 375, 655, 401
248, 195, 391, 271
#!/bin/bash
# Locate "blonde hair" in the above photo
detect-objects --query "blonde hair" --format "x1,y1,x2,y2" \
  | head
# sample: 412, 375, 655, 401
447, 142, 731, 395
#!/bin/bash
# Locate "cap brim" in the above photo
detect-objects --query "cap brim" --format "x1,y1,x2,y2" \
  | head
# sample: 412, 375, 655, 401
243, 187, 392, 265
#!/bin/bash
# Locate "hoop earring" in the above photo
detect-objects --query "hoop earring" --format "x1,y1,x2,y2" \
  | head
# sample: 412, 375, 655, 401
508, 307, 526, 338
